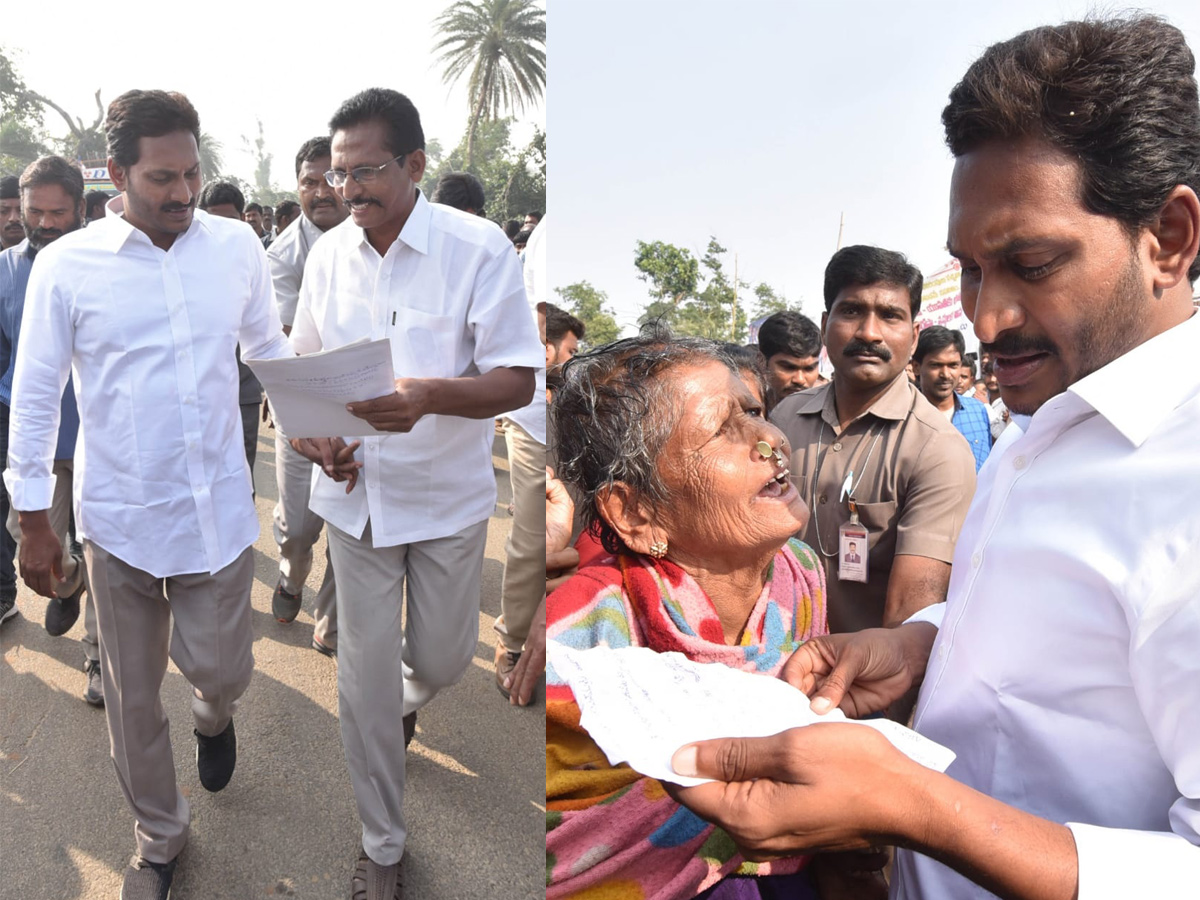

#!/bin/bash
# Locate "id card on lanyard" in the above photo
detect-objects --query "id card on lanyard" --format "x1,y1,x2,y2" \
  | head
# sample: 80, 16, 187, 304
838, 500, 869, 583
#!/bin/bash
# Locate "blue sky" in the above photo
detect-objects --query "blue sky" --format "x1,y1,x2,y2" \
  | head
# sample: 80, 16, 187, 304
549, 1, 1200, 333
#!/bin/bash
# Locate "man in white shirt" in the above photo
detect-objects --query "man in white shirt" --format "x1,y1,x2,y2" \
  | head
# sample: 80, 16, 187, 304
266, 136, 348, 656
668, 16, 1200, 899
6, 90, 292, 900
289, 88, 540, 898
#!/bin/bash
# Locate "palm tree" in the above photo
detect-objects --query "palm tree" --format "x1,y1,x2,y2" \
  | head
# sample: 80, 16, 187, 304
433, 0, 546, 168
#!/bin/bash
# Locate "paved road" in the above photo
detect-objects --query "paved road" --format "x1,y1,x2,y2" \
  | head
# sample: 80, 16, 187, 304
0, 429, 545, 899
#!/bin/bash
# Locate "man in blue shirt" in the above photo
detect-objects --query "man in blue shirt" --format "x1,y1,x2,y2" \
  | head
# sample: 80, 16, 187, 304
914, 325, 992, 471
0, 156, 101, 705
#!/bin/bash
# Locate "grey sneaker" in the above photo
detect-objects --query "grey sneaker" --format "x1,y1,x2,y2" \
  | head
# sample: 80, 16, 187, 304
121, 855, 175, 900
272, 580, 303, 624
84, 658, 105, 707
0, 594, 16, 625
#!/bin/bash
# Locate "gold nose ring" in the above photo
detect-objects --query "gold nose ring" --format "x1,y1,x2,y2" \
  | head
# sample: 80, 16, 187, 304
756, 441, 786, 468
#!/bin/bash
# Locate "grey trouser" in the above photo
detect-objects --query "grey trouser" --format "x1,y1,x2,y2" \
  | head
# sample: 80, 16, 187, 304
7, 458, 98, 661
327, 518, 488, 866
86, 542, 255, 864
495, 419, 547, 653
273, 426, 337, 647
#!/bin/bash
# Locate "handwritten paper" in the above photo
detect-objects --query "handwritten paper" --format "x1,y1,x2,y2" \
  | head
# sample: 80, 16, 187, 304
549, 643, 956, 786
246, 339, 396, 438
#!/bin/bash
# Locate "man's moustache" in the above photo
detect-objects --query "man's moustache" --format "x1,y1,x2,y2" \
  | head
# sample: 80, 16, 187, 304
843, 340, 892, 361
981, 333, 1058, 357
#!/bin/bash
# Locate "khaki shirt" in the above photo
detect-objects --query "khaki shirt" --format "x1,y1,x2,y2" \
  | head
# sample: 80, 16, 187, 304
771, 375, 976, 633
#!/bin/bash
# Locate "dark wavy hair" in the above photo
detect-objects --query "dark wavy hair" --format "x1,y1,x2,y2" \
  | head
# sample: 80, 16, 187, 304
105, 90, 200, 170
943, 15, 1200, 283
552, 326, 736, 554
824, 245, 923, 318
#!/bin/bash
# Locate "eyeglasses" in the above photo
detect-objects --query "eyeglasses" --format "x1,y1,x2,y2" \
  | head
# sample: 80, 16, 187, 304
324, 154, 406, 188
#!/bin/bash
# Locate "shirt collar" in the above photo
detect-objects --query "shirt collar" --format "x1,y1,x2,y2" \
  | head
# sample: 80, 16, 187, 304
351, 189, 431, 257
101, 195, 211, 253
1068, 310, 1200, 447
821, 371, 915, 427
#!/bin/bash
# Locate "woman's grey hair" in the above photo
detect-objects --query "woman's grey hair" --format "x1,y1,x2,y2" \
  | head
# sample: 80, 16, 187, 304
551, 324, 736, 555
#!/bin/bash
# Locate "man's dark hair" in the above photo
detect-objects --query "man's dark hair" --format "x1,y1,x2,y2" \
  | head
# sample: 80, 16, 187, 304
823, 245, 923, 318
943, 15, 1200, 283
514, 226, 534, 246
329, 88, 424, 158
198, 181, 246, 214
105, 90, 201, 170
552, 326, 736, 554
758, 310, 822, 361
19, 156, 85, 203
545, 302, 586, 345
275, 199, 300, 218
245, 201, 263, 215
525, 210, 543, 223
503, 219, 522, 240
0, 176, 19, 200
85, 190, 109, 217
913, 325, 966, 363
431, 172, 486, 213
295, 136, 332, 177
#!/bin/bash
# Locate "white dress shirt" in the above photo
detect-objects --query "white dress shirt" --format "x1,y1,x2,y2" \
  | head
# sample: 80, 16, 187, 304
5, 199, 292, 577
893, 312, 1200, 899
267, 212, 326, 327
507, 214, 547, 444
290, 193, 543, 547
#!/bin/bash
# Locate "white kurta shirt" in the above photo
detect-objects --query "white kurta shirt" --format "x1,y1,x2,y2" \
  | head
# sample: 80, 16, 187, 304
290, 193, 543, 548
894, 312, 1200, 899
5, 200, 292, 577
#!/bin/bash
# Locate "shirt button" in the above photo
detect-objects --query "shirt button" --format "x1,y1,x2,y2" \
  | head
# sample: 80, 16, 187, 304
937, 645, 947, 660
1013, 455, 1027, 470
832, 442, 842, 451
818, 494, 827, 505
971, 552, 982, 568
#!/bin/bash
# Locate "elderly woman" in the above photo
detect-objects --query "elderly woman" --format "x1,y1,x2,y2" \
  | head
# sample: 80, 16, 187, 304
546, 331, 828, 900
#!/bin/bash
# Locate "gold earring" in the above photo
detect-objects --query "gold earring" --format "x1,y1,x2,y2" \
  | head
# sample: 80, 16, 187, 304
648, 540, 668, 559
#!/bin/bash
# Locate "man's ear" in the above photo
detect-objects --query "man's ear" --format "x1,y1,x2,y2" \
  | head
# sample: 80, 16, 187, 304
595, 482, 664, 556
108, 157, 128, 193
1147, 184, 1200, 295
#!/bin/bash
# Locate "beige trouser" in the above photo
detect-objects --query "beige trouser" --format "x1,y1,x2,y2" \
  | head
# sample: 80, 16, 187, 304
273, 426, 337, 647
7, 459, 97, 660
494, 419, 547, 653
85, 541, 255, 864
327, 517, 488, 866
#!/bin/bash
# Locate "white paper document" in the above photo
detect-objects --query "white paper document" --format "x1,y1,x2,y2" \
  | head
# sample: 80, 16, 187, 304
246, 339, 396, 438
549, 643, 956, 787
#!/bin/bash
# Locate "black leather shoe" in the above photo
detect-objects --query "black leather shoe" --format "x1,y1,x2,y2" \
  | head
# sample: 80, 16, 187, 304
272, 580, 303, 623
196, 720, 236, 792
84, 658, 105, 708
121, 855, 176, 900
311, 636, 337, 658
403, 712, 416, 750
45, 582, 84, 636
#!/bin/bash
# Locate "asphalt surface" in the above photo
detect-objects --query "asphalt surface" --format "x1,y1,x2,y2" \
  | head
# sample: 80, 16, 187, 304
0, 429, 545, 899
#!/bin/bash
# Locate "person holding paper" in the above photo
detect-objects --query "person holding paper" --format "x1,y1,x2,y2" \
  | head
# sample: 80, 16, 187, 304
667, 16, 1200, 900
5, 90, 292, 900
288, 88, 541, 898
546, 330, 834, 899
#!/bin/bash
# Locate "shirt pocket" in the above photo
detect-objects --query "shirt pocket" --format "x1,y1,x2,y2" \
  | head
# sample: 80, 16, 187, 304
396, 308, 460, 379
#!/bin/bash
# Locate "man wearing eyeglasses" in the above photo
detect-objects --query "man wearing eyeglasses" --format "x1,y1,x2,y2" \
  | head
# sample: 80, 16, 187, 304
288, 88, 541, 898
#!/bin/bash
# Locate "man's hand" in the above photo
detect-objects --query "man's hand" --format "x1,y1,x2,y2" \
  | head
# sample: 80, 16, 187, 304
507, 598, 546, 706
780, 624, 937, 718
346, 378, 433, 433
670, 724, 918, 859
290, 437, 362, 493
17, 510, 65, 598
546, 469, 579, 593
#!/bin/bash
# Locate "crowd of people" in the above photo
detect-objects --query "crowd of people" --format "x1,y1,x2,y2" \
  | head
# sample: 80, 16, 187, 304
1, 86, 544, 900
545, 13, 1200, 900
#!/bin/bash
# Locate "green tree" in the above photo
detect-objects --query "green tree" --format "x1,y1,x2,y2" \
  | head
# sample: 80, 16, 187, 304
433, 0, 546, 168
423, 118, 545, 225
676, 238, 749, 342
555, 281, 620, 348
0, 47, 49, 175
633, 240, 699, 329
